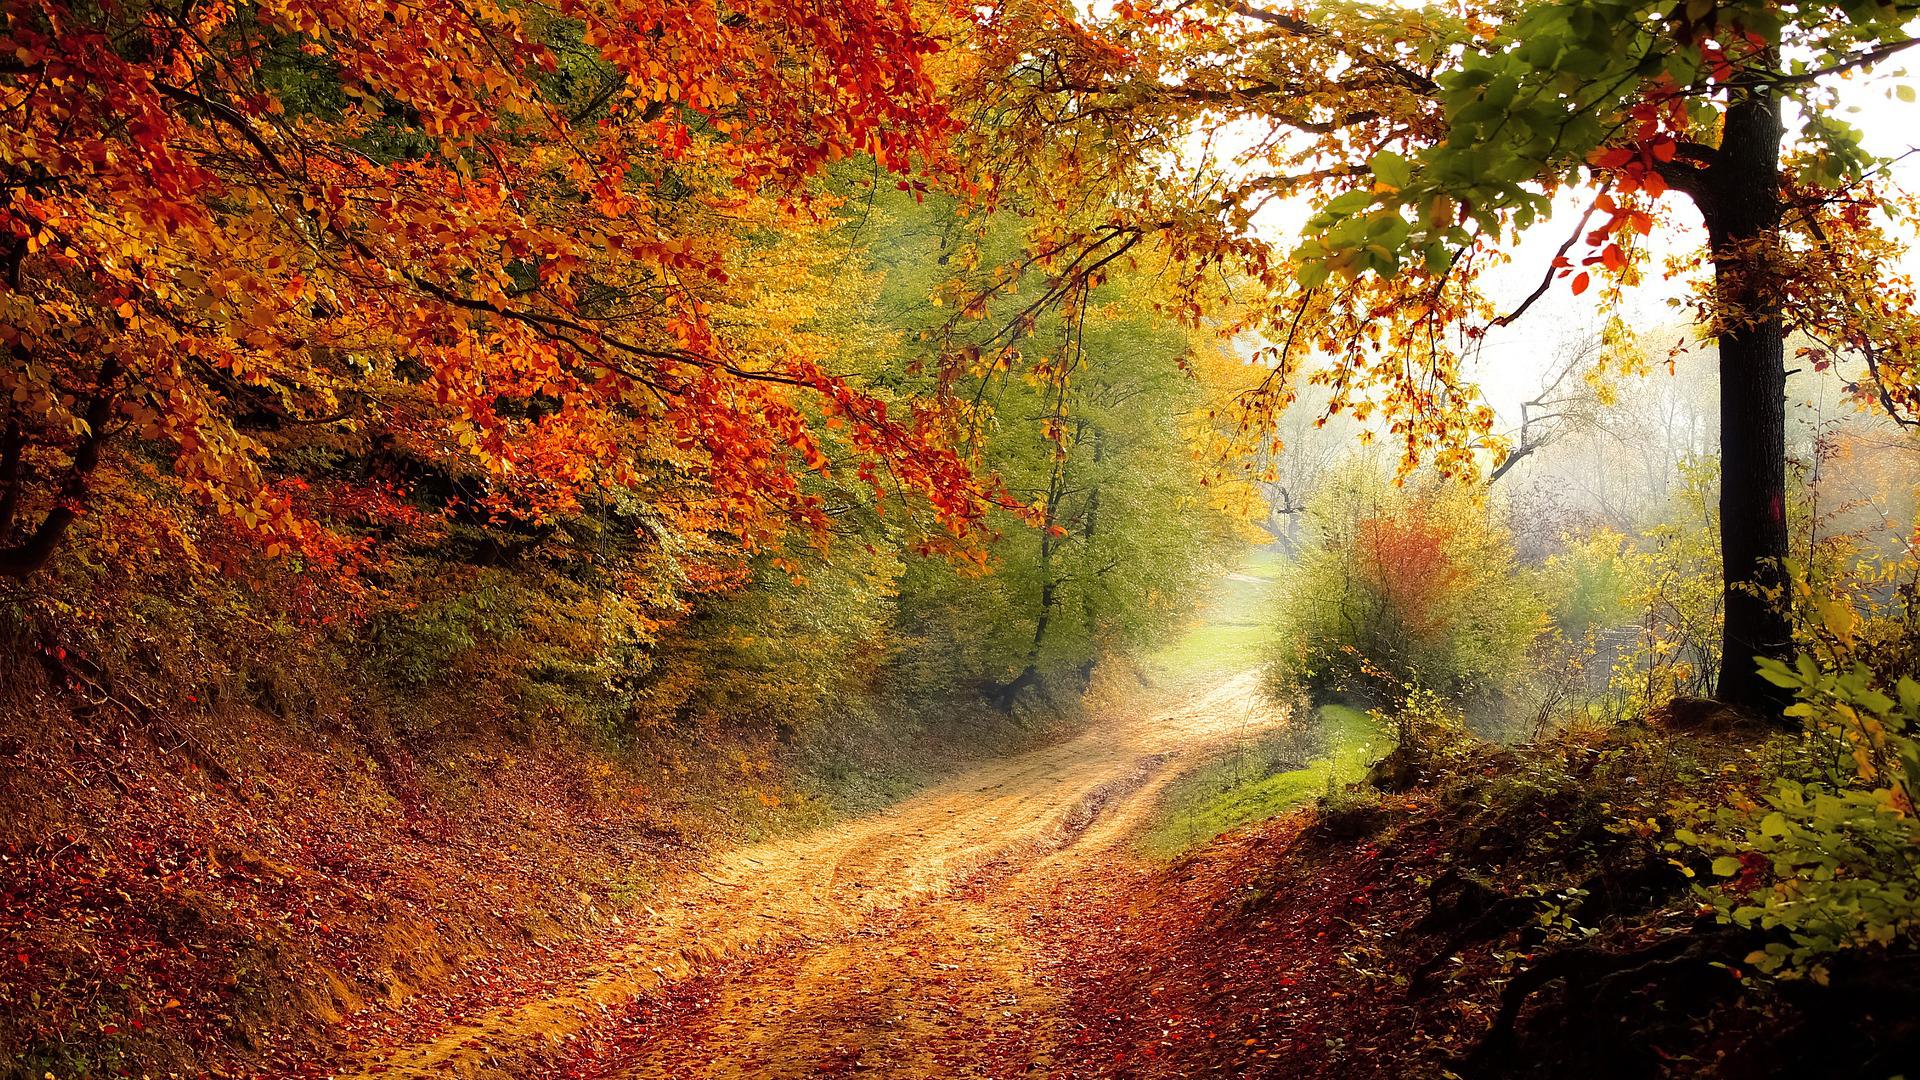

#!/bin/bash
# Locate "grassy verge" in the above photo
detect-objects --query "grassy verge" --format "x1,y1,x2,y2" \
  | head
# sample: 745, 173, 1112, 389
1148, 548, 1287, 684
1140, 704, 1390, 858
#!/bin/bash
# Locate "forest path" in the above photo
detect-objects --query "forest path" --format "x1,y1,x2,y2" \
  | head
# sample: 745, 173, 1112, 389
335, 668, 1282, 1079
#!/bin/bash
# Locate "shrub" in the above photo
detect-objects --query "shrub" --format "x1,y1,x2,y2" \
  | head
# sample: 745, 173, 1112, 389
1678, 658, 1920, 980
1271, 466, 1547, 703
1677, 544, 1920, 980
1542, 528, 1644, 641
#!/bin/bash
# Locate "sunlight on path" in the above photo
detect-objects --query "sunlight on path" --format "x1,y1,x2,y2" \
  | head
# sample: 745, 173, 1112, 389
334, 667, 1284, 1079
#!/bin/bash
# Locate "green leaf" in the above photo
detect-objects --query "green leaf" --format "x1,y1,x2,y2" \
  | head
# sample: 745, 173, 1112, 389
1323, 189, 1375, 216
1369, 150, 1413, 191
1712, 855, 1743, 877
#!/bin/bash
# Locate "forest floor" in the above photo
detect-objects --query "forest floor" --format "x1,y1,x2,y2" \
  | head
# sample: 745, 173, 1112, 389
23, 555, 1859, 1078
293, 552, 1293, 1079
330, 668, 1289, 1078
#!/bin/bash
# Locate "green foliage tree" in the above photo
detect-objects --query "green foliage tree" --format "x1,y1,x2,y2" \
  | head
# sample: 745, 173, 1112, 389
856, 191, 1247, 706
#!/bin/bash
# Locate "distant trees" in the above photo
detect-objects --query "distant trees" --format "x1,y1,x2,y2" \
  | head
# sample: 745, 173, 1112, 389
860, 195, 1248, 708
1484, 335, 1607, 486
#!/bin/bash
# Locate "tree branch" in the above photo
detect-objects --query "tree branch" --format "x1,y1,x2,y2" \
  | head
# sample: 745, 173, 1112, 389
1767, 36, 1920, 87
1491, 193, 1605, 327
0, 358, 123, 580
1216, 0, 1441, 95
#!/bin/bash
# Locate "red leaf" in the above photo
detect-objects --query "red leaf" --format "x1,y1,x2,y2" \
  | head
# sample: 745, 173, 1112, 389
1570, 272, 1591, 295
1590, 147, 1635, 169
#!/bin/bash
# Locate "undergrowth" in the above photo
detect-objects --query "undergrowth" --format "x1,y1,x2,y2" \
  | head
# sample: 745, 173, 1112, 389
1141, 703, 1390, 858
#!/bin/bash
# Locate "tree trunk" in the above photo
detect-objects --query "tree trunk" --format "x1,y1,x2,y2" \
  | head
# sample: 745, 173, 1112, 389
1713, 301, 1791, 710
0, 358, 122, 580
991, 412, 1071, 712
1076, 425, 1104, 690
1701, 82, 1793, 713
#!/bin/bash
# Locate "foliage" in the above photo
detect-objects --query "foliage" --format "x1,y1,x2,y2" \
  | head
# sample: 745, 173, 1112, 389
1681, 657, 1920, 980
0, 0, 1263, 767
861, 194, 1251, 704
1606, 456, 1725, 714
1542, 529, 1643, 642
1679, 544, 1920, 979
960, 0, 1920, 462
1271, 465, 1547, 703
634, 543, 902, 749
0, 0, 993, 619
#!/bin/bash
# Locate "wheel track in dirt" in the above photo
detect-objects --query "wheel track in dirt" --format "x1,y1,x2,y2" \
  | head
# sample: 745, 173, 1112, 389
330, 668, 1281, 1079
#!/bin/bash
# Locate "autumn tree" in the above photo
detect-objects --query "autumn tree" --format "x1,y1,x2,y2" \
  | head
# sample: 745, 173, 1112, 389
958, 0, 1920, 712
1273, 464, 1546, 702
0, 0, 984, 595
858, 190, 1248, 707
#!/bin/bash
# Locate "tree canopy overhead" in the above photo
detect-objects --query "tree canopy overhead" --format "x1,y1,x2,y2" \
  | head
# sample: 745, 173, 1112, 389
963, 0, 1920, 707
5, 0, 1919, 714
0, 0, 988, 587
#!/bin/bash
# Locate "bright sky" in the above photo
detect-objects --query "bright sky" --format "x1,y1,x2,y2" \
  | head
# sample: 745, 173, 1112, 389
1218, 12, 1920, 428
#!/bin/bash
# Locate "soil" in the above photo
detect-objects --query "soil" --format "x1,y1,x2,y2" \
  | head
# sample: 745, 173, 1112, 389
325, 670, 1287, 1079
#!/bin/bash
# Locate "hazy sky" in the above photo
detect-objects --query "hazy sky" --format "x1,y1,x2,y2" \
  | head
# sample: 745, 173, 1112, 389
1226, 29, 1920, 431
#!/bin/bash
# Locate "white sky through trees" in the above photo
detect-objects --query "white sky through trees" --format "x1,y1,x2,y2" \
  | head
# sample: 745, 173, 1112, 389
1190, 5, 1920, 444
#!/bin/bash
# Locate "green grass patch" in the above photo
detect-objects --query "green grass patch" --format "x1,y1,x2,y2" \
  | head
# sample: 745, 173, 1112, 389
1140, 704, 1390, 858
1148, 548, 1288, 681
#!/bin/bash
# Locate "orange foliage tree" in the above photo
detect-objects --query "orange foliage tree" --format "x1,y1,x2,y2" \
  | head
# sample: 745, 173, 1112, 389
0, 0, 988, 592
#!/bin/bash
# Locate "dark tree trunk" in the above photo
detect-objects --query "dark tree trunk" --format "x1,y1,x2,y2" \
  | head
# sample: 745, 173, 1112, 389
0, 358, 122, 580
990, 415, 1071, 712
1076, 425, 1104, 690
1712, 297, 1791, 709
1700, 82, 1793, 713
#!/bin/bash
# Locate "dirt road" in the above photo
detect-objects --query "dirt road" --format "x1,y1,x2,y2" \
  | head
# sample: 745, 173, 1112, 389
336, 669, 1282, 1079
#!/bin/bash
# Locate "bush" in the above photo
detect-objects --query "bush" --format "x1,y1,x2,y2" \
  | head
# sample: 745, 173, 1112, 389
1679, 658, 1920, 979
1677, 547, 1920, 981
1542, 528, 1643, 640
1270, 466, 1547, 703
1606, 457, 1724, 713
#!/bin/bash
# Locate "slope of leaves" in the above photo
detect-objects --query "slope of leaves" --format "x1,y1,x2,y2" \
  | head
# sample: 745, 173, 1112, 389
1042, 725, 1920, 1078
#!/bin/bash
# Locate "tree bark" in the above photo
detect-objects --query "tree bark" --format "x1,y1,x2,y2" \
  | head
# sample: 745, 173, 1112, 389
1700, 82, 1793, 713
1077, 425, 1103, 688
0, 358, 123, 580
990, 410, 1071, 712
